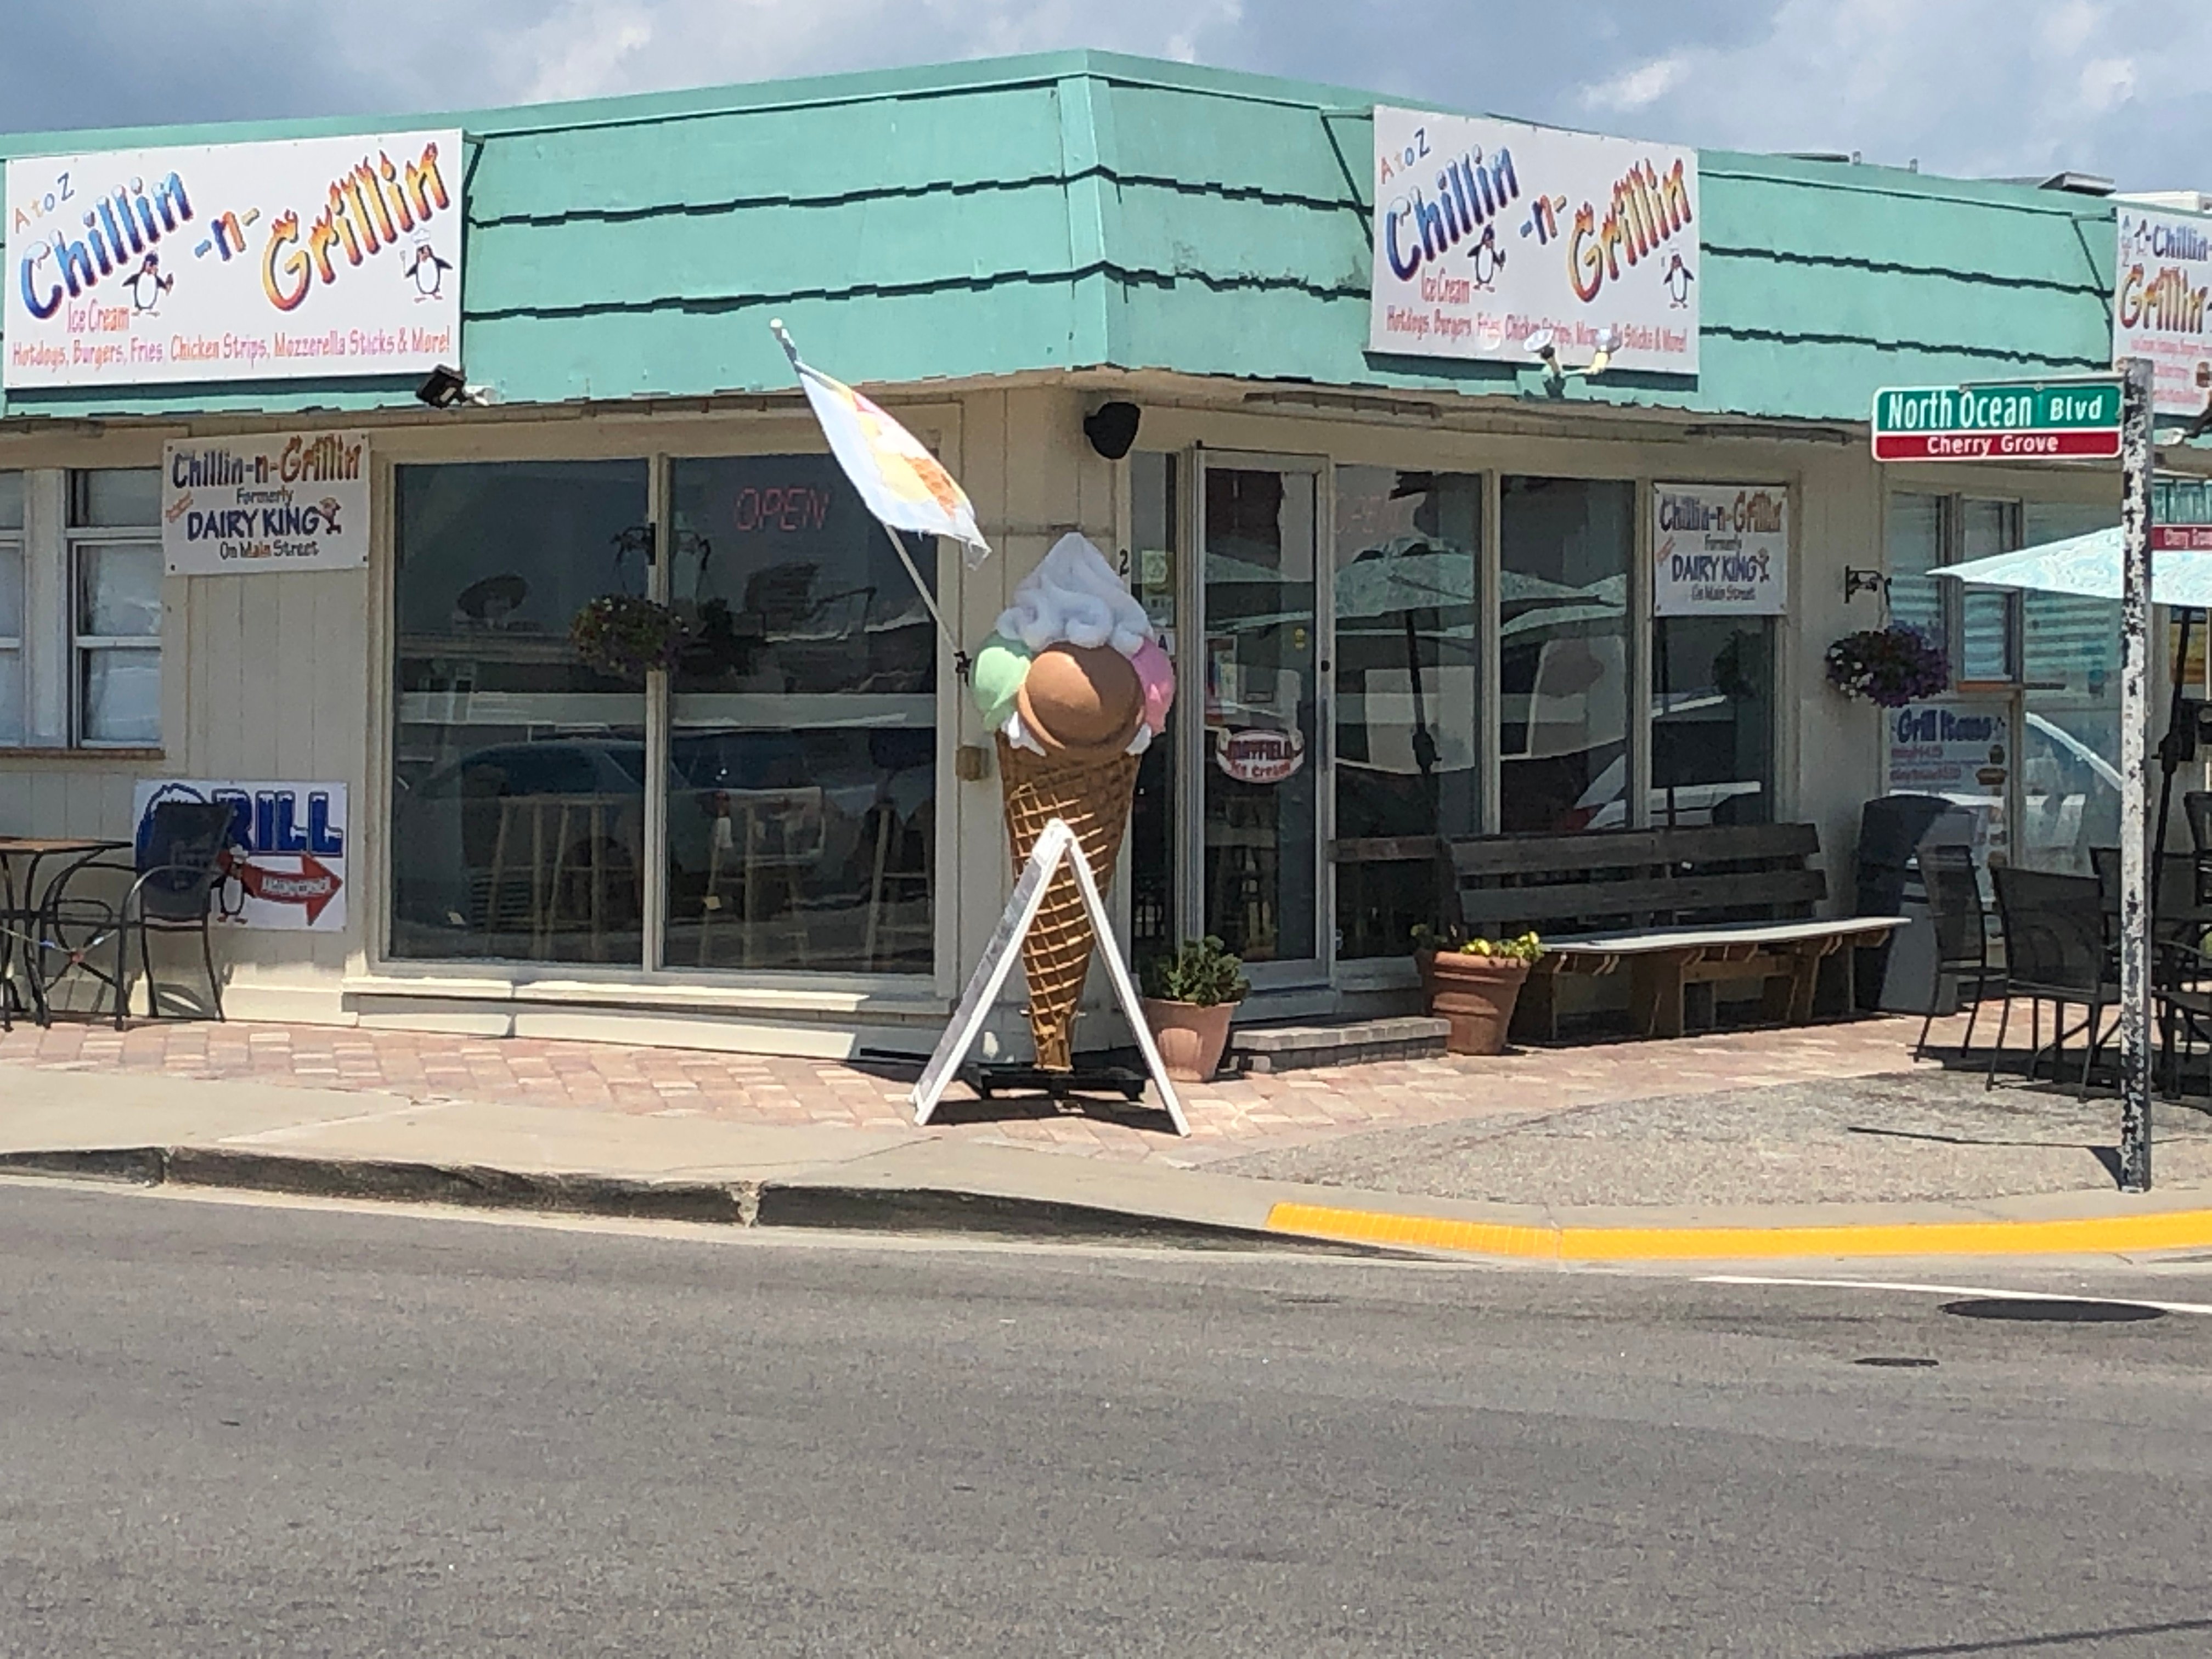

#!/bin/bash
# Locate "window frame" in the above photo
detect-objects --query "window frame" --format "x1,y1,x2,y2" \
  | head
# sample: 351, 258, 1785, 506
66, 510, 165, 751
0, 484, 22, 747
371, 420, 963, 999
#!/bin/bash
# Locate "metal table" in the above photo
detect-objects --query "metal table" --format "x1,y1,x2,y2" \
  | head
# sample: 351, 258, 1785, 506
0, 837, 129, 1028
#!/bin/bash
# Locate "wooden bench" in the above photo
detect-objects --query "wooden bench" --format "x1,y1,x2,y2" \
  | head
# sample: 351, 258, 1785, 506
1329, 823, 1904, 1042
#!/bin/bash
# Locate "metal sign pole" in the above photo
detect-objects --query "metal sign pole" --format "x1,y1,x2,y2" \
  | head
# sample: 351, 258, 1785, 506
2118, 356, 2155, 1193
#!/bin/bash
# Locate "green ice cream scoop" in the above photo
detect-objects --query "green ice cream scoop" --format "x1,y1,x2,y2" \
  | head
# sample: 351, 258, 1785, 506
970, 633, 1034, 728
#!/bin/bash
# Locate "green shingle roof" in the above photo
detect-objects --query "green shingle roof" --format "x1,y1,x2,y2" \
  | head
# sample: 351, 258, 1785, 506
0, 50, 2118, 424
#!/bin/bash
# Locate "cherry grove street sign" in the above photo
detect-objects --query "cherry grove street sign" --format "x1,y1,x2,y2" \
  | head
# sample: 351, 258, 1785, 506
1871, 380, 2124, 461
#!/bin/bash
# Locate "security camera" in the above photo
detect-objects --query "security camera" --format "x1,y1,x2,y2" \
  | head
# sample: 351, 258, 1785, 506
1082, 400, 1142, 460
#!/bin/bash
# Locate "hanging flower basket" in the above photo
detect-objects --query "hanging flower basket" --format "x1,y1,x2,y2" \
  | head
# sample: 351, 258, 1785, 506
1824, 624, 1949, 708
569, 595, 689, 681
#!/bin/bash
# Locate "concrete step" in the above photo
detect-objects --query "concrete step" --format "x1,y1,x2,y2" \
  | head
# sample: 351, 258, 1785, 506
1228, 1015, 1449, 1074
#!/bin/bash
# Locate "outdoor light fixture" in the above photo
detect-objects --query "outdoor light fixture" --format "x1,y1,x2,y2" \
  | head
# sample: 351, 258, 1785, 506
414, 363, 494, 410
1526, 326, 1621, 390
1082, 400, 1142, 460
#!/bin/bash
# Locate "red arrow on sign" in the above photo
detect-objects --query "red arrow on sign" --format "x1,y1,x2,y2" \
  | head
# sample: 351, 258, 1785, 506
234, 854, 342, 925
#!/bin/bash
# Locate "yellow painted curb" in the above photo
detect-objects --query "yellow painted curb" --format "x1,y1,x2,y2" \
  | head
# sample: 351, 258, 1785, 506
1263, 1201, 2212, 1261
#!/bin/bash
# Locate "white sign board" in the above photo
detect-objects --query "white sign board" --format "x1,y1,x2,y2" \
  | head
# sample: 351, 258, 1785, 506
2115, 205, 2212, 417
6, 130, 461, 389
1369, 105, 1699, 374
130, 780, 348, 932
1883, 702, 2010, 864
162, 432, 369, 575
1652, 483, 1788, 616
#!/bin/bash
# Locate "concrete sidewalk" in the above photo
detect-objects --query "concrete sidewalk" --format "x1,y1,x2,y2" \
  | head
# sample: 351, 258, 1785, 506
7, 1015, 2212, 1261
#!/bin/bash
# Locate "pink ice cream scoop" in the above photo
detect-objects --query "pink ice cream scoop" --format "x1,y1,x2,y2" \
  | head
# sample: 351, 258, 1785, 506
1130, 635, 1176, 734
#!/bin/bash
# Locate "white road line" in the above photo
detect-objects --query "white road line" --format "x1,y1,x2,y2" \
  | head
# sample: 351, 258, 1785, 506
1700, 1273, 2212, 1317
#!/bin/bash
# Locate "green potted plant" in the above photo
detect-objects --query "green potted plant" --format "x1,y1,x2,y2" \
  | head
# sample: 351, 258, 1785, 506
1139, 936, 1250, 1082
1415, 928, 1545, 1056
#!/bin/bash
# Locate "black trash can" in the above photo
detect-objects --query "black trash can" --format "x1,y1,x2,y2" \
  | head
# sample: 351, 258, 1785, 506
1853, 793, 1978, 1012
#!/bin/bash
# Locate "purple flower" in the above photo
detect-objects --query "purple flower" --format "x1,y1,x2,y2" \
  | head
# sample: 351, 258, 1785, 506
1825, 625, 1949, 708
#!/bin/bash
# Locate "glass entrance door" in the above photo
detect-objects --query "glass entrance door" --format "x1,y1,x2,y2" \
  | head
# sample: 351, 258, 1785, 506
1196, 459, 1327, 986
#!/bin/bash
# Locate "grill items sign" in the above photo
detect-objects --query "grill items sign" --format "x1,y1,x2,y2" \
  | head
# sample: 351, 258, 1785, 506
130, 780, 348, 931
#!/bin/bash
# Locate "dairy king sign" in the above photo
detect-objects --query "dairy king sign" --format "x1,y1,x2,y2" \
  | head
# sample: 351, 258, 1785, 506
130, 781, 347, 932
1653, 484, 1788, 616
1369, 106, 1699, 373
163, 431, 369, 575
5, 129, 461, 389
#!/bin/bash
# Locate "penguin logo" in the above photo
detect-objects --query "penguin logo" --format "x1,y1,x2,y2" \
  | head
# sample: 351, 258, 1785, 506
1663, 252, 1695, 309
1468, 223, 1504, 291
401, 238, 453, 301
125, 252, 174, 315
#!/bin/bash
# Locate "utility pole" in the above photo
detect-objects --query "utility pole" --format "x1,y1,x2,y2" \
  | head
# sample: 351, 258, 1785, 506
2118, 355, 2155, 1193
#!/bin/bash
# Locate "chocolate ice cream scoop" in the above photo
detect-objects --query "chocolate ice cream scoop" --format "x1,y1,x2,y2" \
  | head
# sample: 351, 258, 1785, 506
1014, 643, 1146, 763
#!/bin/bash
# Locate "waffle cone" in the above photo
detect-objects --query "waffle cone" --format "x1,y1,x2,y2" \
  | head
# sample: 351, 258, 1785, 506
997, 735, 1141, 1070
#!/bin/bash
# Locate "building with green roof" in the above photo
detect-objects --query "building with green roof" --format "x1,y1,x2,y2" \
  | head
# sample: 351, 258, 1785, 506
0, 50, 2190, 1059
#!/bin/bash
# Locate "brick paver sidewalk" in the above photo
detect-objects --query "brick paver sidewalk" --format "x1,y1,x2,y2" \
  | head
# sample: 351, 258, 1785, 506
0, 1010, 1966, 1169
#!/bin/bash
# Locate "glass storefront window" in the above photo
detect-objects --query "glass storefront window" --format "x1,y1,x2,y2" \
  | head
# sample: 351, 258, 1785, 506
1333, 466, 1480, 957
2021, 500, 2120, 872
665, 456, 936, 974
1957, 499, 2020, 682
1886, 493, 1944, 643
0, 473, 22, 747
1651, 616, 1774, 826
1499, 477, 1632, 832
390, 461, 650, 964
1202, 466, 1319, 965
1127, 451, 1178, 963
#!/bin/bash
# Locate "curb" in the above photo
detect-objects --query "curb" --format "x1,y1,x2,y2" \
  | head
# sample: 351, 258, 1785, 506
1264, 1200, 2212, 1261
0, 1147, 1378, 1254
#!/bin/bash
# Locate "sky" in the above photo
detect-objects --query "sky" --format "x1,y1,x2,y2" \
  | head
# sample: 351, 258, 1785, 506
1, 0, 2206, 191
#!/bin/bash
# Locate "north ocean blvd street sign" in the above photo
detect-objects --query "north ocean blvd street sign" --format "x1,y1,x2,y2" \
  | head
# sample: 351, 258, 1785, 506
1870, 380, 2124, 461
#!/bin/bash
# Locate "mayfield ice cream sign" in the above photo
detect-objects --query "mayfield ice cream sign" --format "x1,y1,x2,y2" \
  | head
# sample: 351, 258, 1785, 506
1369, 106, 1699, 374
6, 130, 461, 389
162, 431, 369, 575
2115, 205, 2212, 417
130, 780, 348, 932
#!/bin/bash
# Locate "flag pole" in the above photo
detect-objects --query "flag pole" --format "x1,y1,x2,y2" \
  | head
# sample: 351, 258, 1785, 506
877, 516, 970, 681
772, 316, 973, 680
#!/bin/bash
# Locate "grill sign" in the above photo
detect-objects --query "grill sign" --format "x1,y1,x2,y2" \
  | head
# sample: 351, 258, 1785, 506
1215, 727, 1305, 785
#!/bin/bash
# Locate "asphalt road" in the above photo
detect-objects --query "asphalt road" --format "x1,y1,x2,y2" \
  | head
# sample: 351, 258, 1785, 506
5, 1183, 2212, 1656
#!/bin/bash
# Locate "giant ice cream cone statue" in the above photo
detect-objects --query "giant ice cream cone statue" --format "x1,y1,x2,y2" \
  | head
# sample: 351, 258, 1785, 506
972, 535, 1176, 1070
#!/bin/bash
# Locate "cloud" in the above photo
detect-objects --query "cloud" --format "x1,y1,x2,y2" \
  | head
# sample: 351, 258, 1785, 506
2, 0, 2209, 193
1579, 55, 1690, 116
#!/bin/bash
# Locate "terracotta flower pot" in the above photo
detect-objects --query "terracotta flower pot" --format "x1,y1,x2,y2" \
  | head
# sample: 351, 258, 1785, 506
1141, 997, 1237, 1082
1419, 951, 1532, 1056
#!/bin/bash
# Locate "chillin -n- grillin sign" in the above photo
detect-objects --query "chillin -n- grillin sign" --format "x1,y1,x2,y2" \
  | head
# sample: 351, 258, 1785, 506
6, 130, 462, 388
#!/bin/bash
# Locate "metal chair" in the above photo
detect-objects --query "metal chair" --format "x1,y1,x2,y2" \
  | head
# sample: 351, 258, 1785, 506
1914, 844, 1994, 1063
51, 802, 236, 1027
1988, 865, 2114, 1097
